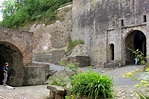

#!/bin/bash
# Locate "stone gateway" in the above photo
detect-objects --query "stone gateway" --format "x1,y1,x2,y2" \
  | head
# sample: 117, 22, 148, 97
0, 27, 49, 86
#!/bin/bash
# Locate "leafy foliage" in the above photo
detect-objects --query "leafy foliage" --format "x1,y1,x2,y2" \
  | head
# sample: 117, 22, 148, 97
71, 71, 114, 99
49, 62, 79, 88
128, 48, 146, 65
49, 76, 67, 87
0, 0, 72, 28
67, 39, 84, 51
60, 60, 80, 80
137, 92, 149, 99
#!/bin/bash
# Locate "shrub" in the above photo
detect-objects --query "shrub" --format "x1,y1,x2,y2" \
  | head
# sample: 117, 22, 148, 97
128, 48, 146, 65
49, 62, 79, 88
49, 76, 67, 87
61, 61, 80, 80
67, 39, 84, 51
0, 0, 72, 28
71, 71, 114, 99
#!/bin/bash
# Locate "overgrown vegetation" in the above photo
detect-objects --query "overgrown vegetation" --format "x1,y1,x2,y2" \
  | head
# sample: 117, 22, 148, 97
128, 48, 146, 65
137, 92, 149, 99
49, 61, 79, 88
50, 60, 114, 99
71, 71, 114, 99
67, 39, 84, 51
0, 0, 72, 28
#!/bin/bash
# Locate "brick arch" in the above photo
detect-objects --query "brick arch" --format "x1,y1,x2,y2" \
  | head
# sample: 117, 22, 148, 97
0, 41, 24, 86
0, 27, 33, 86
0, 27, 33, 64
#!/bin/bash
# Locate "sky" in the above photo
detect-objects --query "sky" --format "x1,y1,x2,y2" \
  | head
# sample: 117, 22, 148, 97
0, 0, 4, 21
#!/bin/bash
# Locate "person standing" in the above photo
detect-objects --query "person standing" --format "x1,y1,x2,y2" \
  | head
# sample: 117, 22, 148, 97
134, 57, 138, 65
2, 62, 9, 86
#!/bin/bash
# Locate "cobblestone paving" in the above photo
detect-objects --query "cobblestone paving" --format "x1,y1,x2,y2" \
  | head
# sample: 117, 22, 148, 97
0, 85, 49, 99
0, 85, 148, 99
115, 86, 148, 99
0, 64, 148, 99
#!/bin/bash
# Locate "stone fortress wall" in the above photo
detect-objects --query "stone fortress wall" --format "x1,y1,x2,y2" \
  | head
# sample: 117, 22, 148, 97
72, 0, 149, 67
1, 0, 149, 86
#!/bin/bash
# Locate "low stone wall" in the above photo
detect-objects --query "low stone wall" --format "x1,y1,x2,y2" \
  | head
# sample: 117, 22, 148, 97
34, 50, 65, 64
23, 63, 50, 86
104, 60, 121, 68
62, 56, 91, 67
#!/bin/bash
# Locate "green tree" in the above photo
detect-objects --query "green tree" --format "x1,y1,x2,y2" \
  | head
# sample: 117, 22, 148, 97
0, 0, 72, 28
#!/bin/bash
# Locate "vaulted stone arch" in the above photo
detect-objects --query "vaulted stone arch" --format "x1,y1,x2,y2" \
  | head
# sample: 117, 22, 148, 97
125, 30, 146, 65
0, 41, 24, 86
0, 27, 33, 64
0, 27, 33, 86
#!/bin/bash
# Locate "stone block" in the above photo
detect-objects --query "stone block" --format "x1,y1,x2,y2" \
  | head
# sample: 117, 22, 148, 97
63, 56, 91, 67
76, 56, 91, 67
23, 63, 49, 85
34, 50, 65, 64
47, 85, 66, 99
104, 60, 121, 68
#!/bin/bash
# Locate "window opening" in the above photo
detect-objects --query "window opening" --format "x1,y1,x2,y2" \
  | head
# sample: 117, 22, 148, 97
121, 19, 124, 26
143, 15, 147, 22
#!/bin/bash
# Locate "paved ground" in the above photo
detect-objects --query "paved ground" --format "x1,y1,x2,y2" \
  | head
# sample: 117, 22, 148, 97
0, 85, 49, 99
0, 63, 148, 99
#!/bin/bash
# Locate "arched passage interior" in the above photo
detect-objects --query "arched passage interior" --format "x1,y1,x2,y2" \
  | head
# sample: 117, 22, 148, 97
0, 42, 24, 86
125, 30, 146, 65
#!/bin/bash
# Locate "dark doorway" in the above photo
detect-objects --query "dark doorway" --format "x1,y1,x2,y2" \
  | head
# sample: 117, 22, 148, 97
0, 42, 23, 86
125, 30, 146, 65
0, 44, 13, 85
109, 44, 114, 60
0, 55, 7, 85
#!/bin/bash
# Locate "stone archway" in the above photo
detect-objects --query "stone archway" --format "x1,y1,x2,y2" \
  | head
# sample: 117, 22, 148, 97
0, 41, 24, 86
0, 27, 49, 86
125, 30, 146, 65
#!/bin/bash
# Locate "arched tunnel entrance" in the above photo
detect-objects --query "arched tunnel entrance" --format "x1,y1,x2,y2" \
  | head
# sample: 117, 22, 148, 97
0, 42, 24, 86
125, 30, 146, 65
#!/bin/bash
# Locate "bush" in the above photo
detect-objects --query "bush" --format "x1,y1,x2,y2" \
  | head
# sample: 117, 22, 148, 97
49, 76, 67, 87
67, 39, 84, 51
0, 0, 72, 28
71, 71, 114, 99
49, 62, 79, 88
128, 48, 146, 65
